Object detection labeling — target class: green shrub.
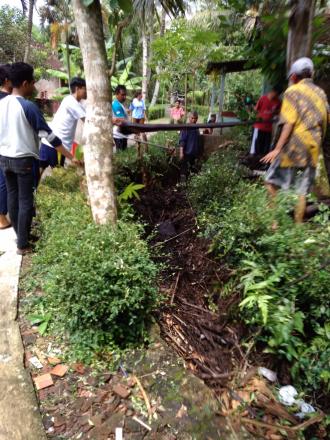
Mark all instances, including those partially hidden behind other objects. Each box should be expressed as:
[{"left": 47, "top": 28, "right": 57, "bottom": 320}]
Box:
[
  {"left": 188, "top": 146, "right": 330, "bottom": 396},
  {"left": 114, "top": 141, "right": 179, "bottom": 193},
  {"left": 148, "top": 104, "right": 166, "bottom": 120},
  {"left": 26, "top": 168, "right": 159, "bottom": 361},
  {"left": 187, "top": 90, "right": 206, "bottom": 105},
  {"left": 188, "top": 146, "right": 248, "bottom": 212}
]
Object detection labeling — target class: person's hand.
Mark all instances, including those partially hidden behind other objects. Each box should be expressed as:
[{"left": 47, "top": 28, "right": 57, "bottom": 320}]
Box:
[
  {"left": 72, "top": 158, "right": 84, "bottom": 167},
  {"left": 179, "top": 148, "right": 184, "bottom": 160},
  {"left": 112, "top": 117, "right": 124, "bottom": 126},
  {"left": 260, "top": 149, "right": 280, "bottom": 164}
]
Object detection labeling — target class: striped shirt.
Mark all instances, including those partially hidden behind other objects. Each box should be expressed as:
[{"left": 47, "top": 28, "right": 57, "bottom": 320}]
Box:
[{"left": 279, "top": 79, "right": 329, "bottom": 168}]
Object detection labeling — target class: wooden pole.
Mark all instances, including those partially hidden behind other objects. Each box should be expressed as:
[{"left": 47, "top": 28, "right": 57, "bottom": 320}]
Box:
[{"left": 184, "top": 72, "right": 188, "bottom": 118}]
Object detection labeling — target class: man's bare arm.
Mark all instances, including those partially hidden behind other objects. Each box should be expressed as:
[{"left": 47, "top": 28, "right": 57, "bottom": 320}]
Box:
[{"left": 261, "top": 123, "right": 294, "bottom": 164}]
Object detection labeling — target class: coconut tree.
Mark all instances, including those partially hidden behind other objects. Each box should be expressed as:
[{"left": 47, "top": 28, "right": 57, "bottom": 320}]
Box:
[
  {"left": 132, "top": 0, "right": 185, "bottom": 100},
  {"left": 23, "top": 0, "right": 35, "bottom": 62}
]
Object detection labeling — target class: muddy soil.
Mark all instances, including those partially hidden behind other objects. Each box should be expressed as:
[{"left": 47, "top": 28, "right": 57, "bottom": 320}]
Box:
[{"left": 134, "top": 171, "right": 247, "bottom": 393}]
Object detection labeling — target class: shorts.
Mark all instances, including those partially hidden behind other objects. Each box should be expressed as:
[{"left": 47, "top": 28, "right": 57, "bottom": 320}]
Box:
[
  {"left": 39, "top": 143, "right": 66, "bottom": 169},
  {"left": 114, "top": 138, "right": 127, "bottom": 151},
  {"left": 265, "top": 158, "right": 316, "bottom": 196},
  {"left": 132, "top": 118, "right": 145, "bottom": 124},
  {"left": 39, "top": 143, "right": 58, "bottom": 168}
]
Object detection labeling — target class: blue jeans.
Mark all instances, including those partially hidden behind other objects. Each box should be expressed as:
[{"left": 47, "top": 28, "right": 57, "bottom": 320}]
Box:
[
  {"left": 0, "top": 167, "right": 7, "bottom": 215},
  {"left": 0, "top": 156, "right": 34, "bottom": 248}
]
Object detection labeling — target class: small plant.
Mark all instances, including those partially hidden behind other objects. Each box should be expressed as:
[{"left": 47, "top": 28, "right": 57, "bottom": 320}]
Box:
[
  {"left": 28, "top": 311, "right": 52, "bottom": 336},
  {"left": 118, "top": 182, "right": 145, "bottom": 203}
]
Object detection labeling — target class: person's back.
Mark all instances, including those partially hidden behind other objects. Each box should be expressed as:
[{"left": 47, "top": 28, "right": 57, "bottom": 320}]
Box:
[
  {"left": 40, "top": 77, "right": 86, "bottom": 169},
  {"left": 262, "top": 57, "right": 330, "bottom": 224},
  {"left": 0, "top": 95, "right": 39, "bottom": 158},
  {"left": 279, "top": 79, "right": 328, "bottom": 168},
  {"left": 51, "top": 94, "right": 85, "bottom": 150}
]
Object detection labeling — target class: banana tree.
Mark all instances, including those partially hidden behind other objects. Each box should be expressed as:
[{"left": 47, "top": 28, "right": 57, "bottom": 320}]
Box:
[{"left": 111, "top": 59, "right": 142, "bottom": 90}]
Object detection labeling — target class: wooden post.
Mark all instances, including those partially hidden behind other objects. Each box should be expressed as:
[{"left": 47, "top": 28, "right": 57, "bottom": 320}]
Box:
[
  {"left": 184, "top": 72, "right": 188, "bottom": 118},
  {"left": 218, "top": 70, "right": 226, "bottom": 133},
  {"left": 210, "top": 81, "right": 216, "bottom": 114}
]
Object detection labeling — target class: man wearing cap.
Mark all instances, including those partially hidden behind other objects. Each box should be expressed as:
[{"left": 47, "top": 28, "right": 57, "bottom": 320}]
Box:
[{"left": 262, "top": 57, "right": 330, "bottom": 223}]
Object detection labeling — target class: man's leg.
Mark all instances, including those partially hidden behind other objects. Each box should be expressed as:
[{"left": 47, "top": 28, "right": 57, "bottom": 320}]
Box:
[
  {"left": 16, "top": 171, "right": 34, "bottom": 250},
  {"left": 0, "top": 167, "right": 10, "bottom": 228},
  {"left": 180, "top": 155, "right": 189, "bottom": 182},
  {"left": 5, "top": 170, "right": 19, "bottom": 235},
  {"left": 265, "top": 182, "right": 279, "bottom": 230},
  {"left": 294, "top": 195, "right": 306, "bottom": 223}
]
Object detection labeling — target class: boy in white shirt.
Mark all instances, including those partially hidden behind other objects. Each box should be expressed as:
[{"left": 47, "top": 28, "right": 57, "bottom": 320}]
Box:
[{"left": 39, "top": 77, "right": 86, "bottom": 170}]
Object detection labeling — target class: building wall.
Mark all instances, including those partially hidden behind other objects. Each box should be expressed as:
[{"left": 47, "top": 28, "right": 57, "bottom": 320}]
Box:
[{"left": 35, "top": 77, "right": 61, "bottom": 100}]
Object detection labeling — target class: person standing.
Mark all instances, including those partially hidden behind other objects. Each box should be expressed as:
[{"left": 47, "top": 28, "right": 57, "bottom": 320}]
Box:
[
  {"left": 179, "top": 111, "right": 202, "bottom": 180},
  {"left": 262, "top": 57, "right": 330, "bottom": 223},
  {"left": 170, "top": 99, "right": 185, "bottom": 124},
  {"left": 250, "top": 87, "right": 281, "bottom": 157},
  {"left": 112, "top": 85, "right": 129, "bottom": 151},
  {"left": 0, "top": 64, "right": 12, "bottom": 229},
  {"left": 39, "top": 77, "right": 86, "bottom": 171},
  {"left": 0, "top": 62, "right": 79, "bottom": 254},
  {"left": 130, "top": 89, "right": 148, "bottom": 148}
]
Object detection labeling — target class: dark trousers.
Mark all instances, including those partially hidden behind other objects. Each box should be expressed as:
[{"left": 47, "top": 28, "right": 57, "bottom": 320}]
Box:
[
  {"left": 255, "top": 130, "right": 272, "bottom": 156},
  {"left": 0, "top": 167, "right": 7, "bottom": 215},
  {"left": 180, "top": 154, "right": 198, "bottom": 177},
  {"left": 114, "top": 138, "right": 128, "bottom": 151},
  {"left": 0, "top": 156, "right": 34, "bottom": 248}
]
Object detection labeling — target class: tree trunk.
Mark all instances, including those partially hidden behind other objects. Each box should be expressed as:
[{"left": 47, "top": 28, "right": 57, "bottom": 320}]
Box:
[
  {"left": 286, "top": 0, "right": 316, "bottom": 71},
  {"left": 150, "top": 9, "right": 166, "bottom": 106},
  {"left": 64, "top": 17, "right": 71, "bottom": 85},
  {"left": 142, "top": 29, "right": 149, "bottom": 101},
  {"left": 72, "top": 0, "right": 117, "bottom": 225},
  {"left": 24, "top": 0, "right": 34, "bottom": 62}
]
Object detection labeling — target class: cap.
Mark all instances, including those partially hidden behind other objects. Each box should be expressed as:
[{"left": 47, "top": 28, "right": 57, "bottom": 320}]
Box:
[{"left": 288, "top": 57, "right": 314, "bottom": 78}]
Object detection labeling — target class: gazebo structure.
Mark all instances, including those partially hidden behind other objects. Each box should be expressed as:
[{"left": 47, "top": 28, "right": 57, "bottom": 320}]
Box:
[{"left": 205, "top": 59, "right": 259, "bottom": 120}]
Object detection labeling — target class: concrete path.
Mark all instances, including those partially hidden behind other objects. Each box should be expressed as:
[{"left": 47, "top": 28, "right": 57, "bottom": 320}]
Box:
[{"left": 0, "top": 227, "right": 46, "bottom": 440}]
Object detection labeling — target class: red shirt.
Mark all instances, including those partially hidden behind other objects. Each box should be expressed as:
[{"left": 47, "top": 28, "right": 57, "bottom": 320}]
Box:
[{"left": 254, "top": 95, "right": 281, "bottom": 132}]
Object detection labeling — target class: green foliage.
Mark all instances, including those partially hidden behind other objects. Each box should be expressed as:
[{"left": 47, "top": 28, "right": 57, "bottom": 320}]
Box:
[
  {"left": 0, "top": 6, "right": 52, "bottom": 77},
  {"left": 111, "top": 59, "right": 142, "bottom": 91},
  {"left": 24, "top": 168, "right": 159, "bottom": 362},
  {"left": 28, "top": 311, "right": 52, "bottom": 336},
  {"left": 0, "top": 5, "right": 27, "bottom": 62},
  {"left": 188, "top": 141, "right": 330, "bottom": 395},
  {"left": 148, "top": 104, "right": 166, "bottom": 120},
  {"left": 118, "top": 182, "right": 145, "bottom": 202},
  {"left": 114, "top": 143, "right": 175, "bottom": 192}
]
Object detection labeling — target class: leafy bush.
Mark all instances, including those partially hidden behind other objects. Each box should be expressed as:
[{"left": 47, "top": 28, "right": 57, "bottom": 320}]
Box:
[
  {"left": 114, "top": 139, "right": 179, "bottom": 192},
  {"left": 25, "top": 168, "right": 159, "bottom": 361},
  {"left": 148, "top": 104, "right": 166, "bottom": 120},
  {"left": 188, "top": 147, "right": 330, "bottom": 396},
  {"left": 187, "top": 90, "right": 206, "bottom": 105},
  {"left": 188, "top": 146, "right": 248, "bottom": 212}
]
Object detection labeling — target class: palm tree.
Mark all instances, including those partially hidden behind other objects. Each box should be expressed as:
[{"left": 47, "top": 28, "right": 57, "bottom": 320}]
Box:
[
  {"left": 132, "top": 0, "right": 185, "bottom": 100},
  {"left": 23, "top": 0, "right": 35, "bottom": 62},
  {"left": 20, "top": 0, "right": 28, "bottom": 16}
]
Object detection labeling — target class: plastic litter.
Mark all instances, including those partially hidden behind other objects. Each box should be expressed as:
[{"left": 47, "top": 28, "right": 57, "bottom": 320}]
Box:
[
  {"left": 29, "top": 356, "right": 43, "bottom": 369},
  {"left": 300, "top": 402, "right": 316, "bottom": 413},
  {"left": 278, "top": 385, "right": 298, "bottom": 406},
  {"left": 295, "top": 401, "right": 316, "bottom": 419},
  {"left": 258, "top": 367, "right": 277, "bottom": 382}
]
